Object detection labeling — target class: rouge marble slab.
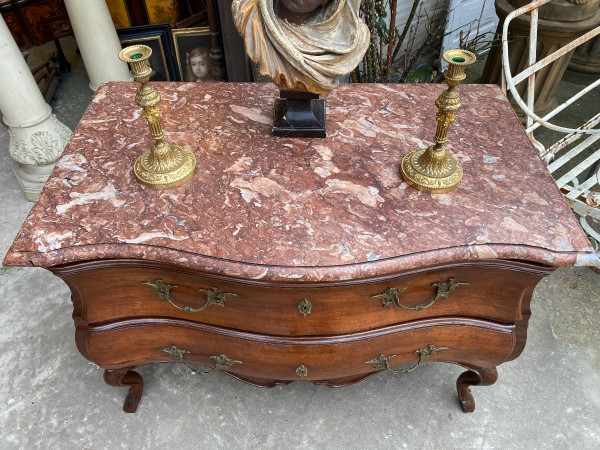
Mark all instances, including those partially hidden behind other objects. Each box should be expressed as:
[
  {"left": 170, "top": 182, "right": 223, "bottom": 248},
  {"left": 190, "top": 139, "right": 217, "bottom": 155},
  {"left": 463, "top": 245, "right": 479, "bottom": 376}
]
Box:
[{"left": 3, "top": 82, "right": 597, "bottom": 281}]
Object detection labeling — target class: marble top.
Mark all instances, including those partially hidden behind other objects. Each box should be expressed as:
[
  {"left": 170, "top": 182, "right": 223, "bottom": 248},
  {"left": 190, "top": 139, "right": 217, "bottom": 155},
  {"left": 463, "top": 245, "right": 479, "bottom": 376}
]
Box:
[{"left": 3, "top": 82, "right": 597, "bottom": 281}]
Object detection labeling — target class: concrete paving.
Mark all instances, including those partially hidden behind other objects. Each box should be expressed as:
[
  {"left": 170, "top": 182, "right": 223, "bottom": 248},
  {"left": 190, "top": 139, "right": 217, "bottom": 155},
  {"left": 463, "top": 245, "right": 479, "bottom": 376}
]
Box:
[{"left": 0, "top": 44, "right": 599, "bottom": 449}]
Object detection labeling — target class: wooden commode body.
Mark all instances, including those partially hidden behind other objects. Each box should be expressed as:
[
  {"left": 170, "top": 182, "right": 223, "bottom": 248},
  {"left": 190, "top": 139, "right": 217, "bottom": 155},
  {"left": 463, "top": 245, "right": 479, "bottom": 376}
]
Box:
[{"left": 4, "top": 83, "right": 596, "bottom": 413}]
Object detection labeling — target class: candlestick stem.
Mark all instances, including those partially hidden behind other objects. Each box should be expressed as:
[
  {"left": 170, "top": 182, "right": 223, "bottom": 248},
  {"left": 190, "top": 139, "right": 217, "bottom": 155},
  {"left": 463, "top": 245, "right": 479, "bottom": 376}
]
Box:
[
  {"left": 119, "top": 45, "right": 196, "bottom": 190},
  {"left": 400, "top": 49, "right": 476, "bottom": 194}
]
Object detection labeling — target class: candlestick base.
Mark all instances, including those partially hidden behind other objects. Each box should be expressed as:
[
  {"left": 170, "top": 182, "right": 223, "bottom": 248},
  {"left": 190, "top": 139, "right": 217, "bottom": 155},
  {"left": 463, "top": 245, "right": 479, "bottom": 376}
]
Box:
[
  {"left": 400, "top": 145, "right": 463, "bottom": 194},
  {"left": 400, "top": 48, "right": 474, "bottom": 194},
  {"left": 119, "top": 45, "right": 197, "bottom": 190},
  {"left": 134, "top": 140, "right": 197, "bottom": 190}
]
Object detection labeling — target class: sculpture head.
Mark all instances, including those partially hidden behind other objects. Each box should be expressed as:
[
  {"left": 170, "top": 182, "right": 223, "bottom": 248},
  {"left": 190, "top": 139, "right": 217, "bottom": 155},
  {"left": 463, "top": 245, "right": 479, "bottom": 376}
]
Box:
[
  {"left": 278, "top": 0, "right": 332, "bottom": 24},
  {"left": 232, "top": 0, "right": 369, "bottom": 94}
]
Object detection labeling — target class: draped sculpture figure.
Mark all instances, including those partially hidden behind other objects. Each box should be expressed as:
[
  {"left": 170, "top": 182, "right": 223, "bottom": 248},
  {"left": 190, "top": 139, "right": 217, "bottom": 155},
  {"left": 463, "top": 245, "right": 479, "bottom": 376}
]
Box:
[{"left": 231, "top": 0, "right": 370, "bottom": 94}]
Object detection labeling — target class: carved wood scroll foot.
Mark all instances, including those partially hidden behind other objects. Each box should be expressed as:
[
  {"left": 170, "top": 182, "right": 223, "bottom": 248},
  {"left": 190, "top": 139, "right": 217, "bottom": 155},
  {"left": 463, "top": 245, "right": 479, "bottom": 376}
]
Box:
[
  {"left": 456, "top": 367, "right": 498, "bottom": 413},
  {"left": 103, "top": 369, "right": 144, "bottom": 413}
]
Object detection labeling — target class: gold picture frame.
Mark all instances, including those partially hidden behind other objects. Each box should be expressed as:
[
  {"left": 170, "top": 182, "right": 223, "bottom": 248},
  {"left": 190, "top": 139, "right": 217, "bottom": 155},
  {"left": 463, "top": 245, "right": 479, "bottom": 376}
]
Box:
[
  {"left": 117, "top": 24, "right": 177, "bottom": 81},
  {"left": 172, "top": 27, "right": 211, "bottom": 82}
]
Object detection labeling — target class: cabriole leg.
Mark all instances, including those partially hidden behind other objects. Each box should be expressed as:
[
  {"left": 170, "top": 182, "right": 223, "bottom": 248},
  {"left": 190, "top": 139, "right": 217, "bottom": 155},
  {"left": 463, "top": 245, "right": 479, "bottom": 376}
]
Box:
[
  {"left": 456, "top": 367, "right": 498, "bottom": 413},
  {"left": 103, "top": 368, "right": 143, "bottom": 413}
]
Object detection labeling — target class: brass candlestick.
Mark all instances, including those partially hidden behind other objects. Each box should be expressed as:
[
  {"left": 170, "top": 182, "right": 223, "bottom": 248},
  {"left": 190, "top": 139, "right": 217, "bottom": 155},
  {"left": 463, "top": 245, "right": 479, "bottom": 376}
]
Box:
[
  {"left": 400, "top": 49, "right": 476, "bottom": 194},
  {"left": 119, "top": 45, "right": 196, "bottom": 190}
]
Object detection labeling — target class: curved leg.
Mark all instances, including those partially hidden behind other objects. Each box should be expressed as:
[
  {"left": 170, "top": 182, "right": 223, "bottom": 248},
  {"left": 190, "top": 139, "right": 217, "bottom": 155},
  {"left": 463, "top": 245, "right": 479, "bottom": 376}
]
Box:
[
  {"left": 456, "top": 367, "right": 498, "bottom": 413},
  {"left": 104, "top": 369, "right": 143, "bottom": 413}
]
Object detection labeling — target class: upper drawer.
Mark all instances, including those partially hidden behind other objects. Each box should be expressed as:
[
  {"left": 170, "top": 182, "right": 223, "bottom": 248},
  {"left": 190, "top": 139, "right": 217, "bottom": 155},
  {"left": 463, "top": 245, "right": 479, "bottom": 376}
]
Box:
[{"left": 58, "top": 259, "right": 550, "bottom": 336}]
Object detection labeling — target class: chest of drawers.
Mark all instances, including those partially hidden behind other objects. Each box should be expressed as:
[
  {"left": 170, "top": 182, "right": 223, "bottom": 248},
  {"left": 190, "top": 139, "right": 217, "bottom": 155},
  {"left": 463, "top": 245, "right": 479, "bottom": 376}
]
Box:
[{"left": 4, "top": 82, "right": 597, "bottom": 413}]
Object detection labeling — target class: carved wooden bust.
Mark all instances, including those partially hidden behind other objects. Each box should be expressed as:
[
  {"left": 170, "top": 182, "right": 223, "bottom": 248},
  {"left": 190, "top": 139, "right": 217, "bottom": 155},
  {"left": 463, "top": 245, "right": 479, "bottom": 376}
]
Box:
[
  {"left": 277, "top": 0, "right": 332, "bottom": 24},
  {"left": 232, "top": 0, "right": 370, "bottom": 94}
]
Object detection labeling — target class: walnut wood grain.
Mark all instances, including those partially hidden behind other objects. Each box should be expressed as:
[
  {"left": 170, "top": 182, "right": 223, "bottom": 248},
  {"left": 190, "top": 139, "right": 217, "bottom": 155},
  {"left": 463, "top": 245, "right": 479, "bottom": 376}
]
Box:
[
  {"left": 52, "top": 258, "right": 552, "bottom": 336},
  {"left": 103, "top": 368, "right": 143, "bottom": 413},
  {"left": 53, "top": 257, "right": 550, "bottom": 411},
  {"left": 456, "top": 367, "right": 499, "bottom": 413},
  {"left": 225, "top": 372, "right": 379, "bottom": 388},
  {"left": 507, "top": 282, "right": 537, "bottom": 362},
  {"left": 83, "top": 317, "right": 514, "bottom": 381}
]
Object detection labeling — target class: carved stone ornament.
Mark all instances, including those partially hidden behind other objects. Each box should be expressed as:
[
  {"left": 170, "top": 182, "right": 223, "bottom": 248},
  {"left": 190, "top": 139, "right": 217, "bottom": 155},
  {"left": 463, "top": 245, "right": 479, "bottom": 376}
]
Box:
[
  {"left": 8, "top": 115, "right": 72, "bottom": 166},
  {"left": 510, "top": 0, "right": 600, "bottom": 21},
  {"left": 231, "top": 0, "right": 370, "bottom": 94}
]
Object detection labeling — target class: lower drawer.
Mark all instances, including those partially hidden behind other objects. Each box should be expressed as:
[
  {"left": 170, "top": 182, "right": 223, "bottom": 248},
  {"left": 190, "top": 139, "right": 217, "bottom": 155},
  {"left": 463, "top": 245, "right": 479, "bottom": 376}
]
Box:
[{"left": 84, "top": 317, "right": 515, "bottom": 381}]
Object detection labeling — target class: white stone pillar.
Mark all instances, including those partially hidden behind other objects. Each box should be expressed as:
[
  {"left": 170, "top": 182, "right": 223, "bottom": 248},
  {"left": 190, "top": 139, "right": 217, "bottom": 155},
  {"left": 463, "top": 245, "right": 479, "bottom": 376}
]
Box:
[
  {"left": 64, "top": 0, "right": 131, "bottom": 91},
  {"left": 0, "top": 16, "right": 72, "bottom": 201}
]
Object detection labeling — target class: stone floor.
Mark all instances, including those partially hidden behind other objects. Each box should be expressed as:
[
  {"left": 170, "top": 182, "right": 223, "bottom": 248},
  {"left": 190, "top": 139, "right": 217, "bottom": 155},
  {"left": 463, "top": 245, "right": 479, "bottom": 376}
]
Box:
[{"left": 0, "top": 39, "right": 599, "bottom": 449}]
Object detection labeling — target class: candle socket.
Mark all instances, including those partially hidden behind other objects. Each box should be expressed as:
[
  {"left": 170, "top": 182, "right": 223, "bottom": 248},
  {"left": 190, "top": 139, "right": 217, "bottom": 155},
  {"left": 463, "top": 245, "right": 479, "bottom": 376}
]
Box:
[
  {"left": 400, "top": 49, "right": 476, "bottom": 194},
  {"left": 119, "top": 45, "right": 196, "bottom": 190}
]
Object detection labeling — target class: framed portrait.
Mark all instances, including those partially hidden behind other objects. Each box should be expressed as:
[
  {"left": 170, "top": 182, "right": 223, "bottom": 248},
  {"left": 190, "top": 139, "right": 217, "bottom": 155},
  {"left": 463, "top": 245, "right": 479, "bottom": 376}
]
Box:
[
  {"left": 117, "top": 23, "right": 178, "bottom": 81},
  {"left": 172, "top": 27, "right": 215, "bottom": 82},
  {"left": 107, "top": 0, "right": 183, "bottom": 29}
]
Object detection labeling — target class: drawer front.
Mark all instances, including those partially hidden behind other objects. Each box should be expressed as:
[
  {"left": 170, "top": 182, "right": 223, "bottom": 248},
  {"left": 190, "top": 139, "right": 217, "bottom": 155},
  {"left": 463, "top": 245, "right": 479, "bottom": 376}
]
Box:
[
  {"left": 86, "top": 318, "right": 515, "bottom": 381},
  {"left": 59, "top": 260, "right": 548, "bottom": 336}
]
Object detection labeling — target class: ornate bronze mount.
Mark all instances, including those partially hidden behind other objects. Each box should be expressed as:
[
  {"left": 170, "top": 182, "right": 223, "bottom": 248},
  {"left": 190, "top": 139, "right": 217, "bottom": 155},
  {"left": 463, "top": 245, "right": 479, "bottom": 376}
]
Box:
[
  {"left": 141, "top": 279, "right": 238, "bottom": 313},
  {"left": 400, "top": 49, "right": 476, "bottom": 193},
  {"left": 371, "top": 278, "right": 469, "bottom": 311},
  {"left": 295, "top": 364, "right": 309, "bottom": 378},
  {"left": 158, "top": 346, "right": 243, "bottom": 375},
  {"left": 365, "top": 344, "right": 449, "bottom": 374},
  {"left": 434, "top": 277, "right": 470, "bottom": 300},
  {"left": 118, "top": 45, "right": 197, "bottom": 190},
  {"left": 297, "top": 299, "right": 312, "bottom": 317}
]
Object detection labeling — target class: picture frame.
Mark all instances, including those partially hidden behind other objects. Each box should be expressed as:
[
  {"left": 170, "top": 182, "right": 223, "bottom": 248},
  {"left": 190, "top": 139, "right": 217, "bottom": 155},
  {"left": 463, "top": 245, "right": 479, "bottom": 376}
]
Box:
[
  {"left": 172, "top": 27, "right": 216, "bottom": 82},
  {"left": 117, "top": 23, "right": 178, "bottom": 81}
]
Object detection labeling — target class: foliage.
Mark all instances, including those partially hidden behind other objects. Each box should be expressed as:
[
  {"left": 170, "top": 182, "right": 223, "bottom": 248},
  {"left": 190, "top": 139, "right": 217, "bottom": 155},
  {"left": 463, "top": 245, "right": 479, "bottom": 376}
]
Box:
[
  {"left": 351, "top": 0, "right": 514, "bottom": 84},
  {"left": 352, "top": 0, "right": 447, "bottom": 83},
  {"left": 456, "top": 1, "right": 504, "bottom": 55}
]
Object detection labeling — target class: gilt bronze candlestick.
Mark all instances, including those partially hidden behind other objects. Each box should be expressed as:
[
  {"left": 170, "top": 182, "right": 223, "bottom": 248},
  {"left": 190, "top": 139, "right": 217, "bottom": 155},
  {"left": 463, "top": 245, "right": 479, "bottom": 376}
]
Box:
[
  {"left": 119, "top": 45, "right": 196, "bottom": 190},
  {"left": 400, "top": 49, "right": 476, "bottom": 193}
]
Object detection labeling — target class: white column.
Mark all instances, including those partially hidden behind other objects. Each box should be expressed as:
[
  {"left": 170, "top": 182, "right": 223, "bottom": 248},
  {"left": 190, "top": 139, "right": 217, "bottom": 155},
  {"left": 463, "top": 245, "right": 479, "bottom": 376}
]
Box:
[
  {"left": 64, "top": 0, "right": 131, "bottom": 91},
  {"left": 0, "top": 16, "right": 72, "bottom": 201}
]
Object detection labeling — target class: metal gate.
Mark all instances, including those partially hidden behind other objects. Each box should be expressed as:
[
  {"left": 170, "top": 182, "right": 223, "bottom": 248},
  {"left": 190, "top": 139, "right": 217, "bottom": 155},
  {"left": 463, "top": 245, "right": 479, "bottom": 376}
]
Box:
[{"left": 501, "top": 0, "right": 600, "bottom": 255}]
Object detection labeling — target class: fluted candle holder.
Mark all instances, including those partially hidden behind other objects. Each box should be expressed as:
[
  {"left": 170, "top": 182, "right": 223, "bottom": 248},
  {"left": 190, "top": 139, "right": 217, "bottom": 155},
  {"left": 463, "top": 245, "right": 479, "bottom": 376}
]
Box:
[
  {"left": 119, "top": 45, "right": 196, "bottom": 190},
  {"left": 400, "top": 49, "right": 476, "bottom": 194}
]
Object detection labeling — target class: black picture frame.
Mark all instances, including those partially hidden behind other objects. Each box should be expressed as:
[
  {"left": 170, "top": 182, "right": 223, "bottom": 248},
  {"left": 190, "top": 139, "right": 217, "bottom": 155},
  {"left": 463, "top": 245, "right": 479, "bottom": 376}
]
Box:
[
  {"left": 117, "top": 23, "right": 178, "bottom": 81},
  {"left": 172, "top": 27, "right": 213, "bottom": 82}
]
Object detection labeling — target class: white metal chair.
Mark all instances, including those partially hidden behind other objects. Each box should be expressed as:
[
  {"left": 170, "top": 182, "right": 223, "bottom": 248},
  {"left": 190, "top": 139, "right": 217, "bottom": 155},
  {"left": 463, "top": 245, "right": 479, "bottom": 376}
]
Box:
[{"left": 501, "top": 0, "right": 600, "bottom": 255}]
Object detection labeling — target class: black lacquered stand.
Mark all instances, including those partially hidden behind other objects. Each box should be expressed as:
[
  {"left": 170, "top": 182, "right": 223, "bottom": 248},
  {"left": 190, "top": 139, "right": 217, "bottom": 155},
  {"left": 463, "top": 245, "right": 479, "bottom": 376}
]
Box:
[{"left": 273, "top": 90, "right": 326, "bottom": 138}]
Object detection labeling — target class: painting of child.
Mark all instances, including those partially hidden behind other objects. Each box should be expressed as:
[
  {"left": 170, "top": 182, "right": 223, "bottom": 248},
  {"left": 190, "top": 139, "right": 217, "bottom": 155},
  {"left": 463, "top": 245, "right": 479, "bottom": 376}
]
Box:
[
  {"left": 173, "top": 27, "right": 225, "bottom": 81},
  {"left": 185, "top": 47, "right": 212, "bottom": 82}
]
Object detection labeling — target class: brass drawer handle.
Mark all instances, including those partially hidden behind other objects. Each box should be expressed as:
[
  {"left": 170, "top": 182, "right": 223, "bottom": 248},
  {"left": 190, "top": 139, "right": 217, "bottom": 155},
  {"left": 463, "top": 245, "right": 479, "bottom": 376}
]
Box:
[
  {"left": 433, "top": 278, "right": 470, "bottom": 300},
  {"left": 142, "top": 279, "right": 237, "bottom": 313},
  {"left": 158, "top": 346, "right": 242, "bottom": 375},
  {"left": 365, "top": 344, "right": 449, "bottom": 374},
  {"left": 371, "top": 277, "right": 469, "bottom": 311}
]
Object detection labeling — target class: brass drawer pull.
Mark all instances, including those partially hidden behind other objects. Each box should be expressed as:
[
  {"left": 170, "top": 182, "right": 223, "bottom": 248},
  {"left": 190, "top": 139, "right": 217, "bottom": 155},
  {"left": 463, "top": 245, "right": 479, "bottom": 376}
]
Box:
[
  {"left": 158, "top": 346, "right": 242, "bottom": 375},
  {"left": 142, "top": 279, "right": 237, "bottom": 313},
  {"left": 433, "top": 278, "right": 470, "bottom": 300},
  {"left": 365, "top": 344, "right": 449, "bottom": 374},
  {"left": 371, "top": 277, "right": 469, "bottom": 311}
]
